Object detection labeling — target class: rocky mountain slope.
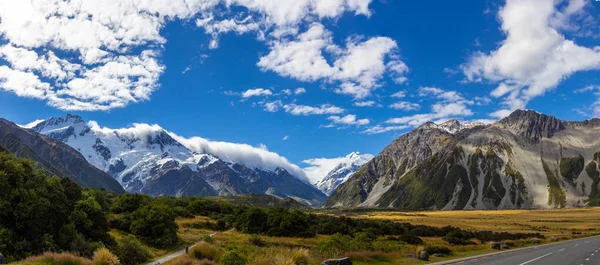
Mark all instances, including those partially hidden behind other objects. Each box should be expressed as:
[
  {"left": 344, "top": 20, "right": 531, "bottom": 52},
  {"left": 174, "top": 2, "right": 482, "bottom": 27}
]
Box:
[
  {"left": 0, "top": 118, "right": 125, "bottom": 193},
  {"left": 326, "top": 110, "right": 600, "bottom": 209},
  {"left": 315, "top": 152, "right": 373, "bottom": 195},
  {"left": 30, "top": 115, "right": 326, "bottom": 204}
]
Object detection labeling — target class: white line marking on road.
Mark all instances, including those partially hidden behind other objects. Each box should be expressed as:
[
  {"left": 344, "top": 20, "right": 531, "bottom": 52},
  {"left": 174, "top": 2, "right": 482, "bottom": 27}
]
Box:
[
  {"left": 592, "top": 253, "right": 595, "bottom": 256},
  {"left": 576, "top": 244, "right": 580, "bottom": 246},
  {"left": 518, "top": 253, "right": 553, "bottom": 265},
  {"left": 558, "top": 248, "right": 565, "bottom": 252},
  {"left": 586, "top": 258, "right": 590, "bottom": 261}
]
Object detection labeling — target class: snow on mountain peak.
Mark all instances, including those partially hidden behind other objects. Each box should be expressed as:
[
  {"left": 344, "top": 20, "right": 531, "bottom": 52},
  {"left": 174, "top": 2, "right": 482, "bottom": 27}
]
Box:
[{"left": 306, "top": 152, "right": 374, "bottom": 195}]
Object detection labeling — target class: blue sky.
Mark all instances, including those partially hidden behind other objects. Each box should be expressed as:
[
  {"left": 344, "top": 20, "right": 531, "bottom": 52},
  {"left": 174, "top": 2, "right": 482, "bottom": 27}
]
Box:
[{"left": 0, "top": 0, "right": 599, "bottom": 179}]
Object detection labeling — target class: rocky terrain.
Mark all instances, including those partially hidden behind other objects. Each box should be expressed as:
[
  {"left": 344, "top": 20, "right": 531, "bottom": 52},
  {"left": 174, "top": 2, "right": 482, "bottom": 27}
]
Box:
[
  {"left": 326, "top": 110, "right": 600, "bottom": 209},
  {"left": 315, "top": 152, "right": 373, "bottom": 195}
]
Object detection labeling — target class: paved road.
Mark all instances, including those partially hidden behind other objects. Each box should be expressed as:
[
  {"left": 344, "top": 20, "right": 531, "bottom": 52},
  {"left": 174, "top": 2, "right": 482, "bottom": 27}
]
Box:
[
  {"left": 430, "top": 235, "right": 600, "bottom": 265},
  {"left": 145, "top": 229, "right": 234, "bottom": 265}
]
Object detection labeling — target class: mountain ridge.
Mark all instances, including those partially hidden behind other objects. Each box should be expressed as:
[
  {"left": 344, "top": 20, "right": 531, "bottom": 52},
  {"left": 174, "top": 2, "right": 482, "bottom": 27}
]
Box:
[
  {"left": 0, "top": 118, "right": 125, "bottom": 193},
  {"left": 29, "top": 114, "right": 326, "bottom": 204},
  {"left": 326, "top": 110, "right": 600, "bottom": 210}
]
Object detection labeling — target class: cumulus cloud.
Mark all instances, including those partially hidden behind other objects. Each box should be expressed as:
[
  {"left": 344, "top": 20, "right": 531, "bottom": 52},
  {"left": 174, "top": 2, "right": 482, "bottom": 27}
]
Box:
[
  {"left": 167, "top": 132, "right": 309, "bottom": 182},
  {"left": 302, "top": 152, "right": 374, "bottom": 183},
  {"left": 389, "top": 101, "right": 420, "bottom": 111},
  {"left": 242, "top": 88, "right": 273, "bottom": 98},
  {"left": 295, "top": 87, "right": 307, "bottom": 95},
  {"left": 282, "top": 135, "right": 289, "bottom": 140},
  {"left": 327, "top": 114, "right": 369, "bottom": 126},
  {"left": 354, "top": 100, "right": 376, "bottom": 107},
  {"left": 391, "top": 91, "right": 406, "bottom": 98},
  {"left": 283, "top": 103, "right": 345, "bottom": 116},
  {"left": 461, "top": 0, "right": 600, "bottom": 118},
  {"left": 362, "top": 87, "right": 476, "bottom": 134},
  {"left": 362, "top": 124, "right": 409, "bottom": 134},
  {"left": 258, "top": 23, "right": 408, "bottom": 99},
  {"left": 0, "top": 0, "right": 377, "bottom": 111},
  {"left": 263, "top": 100, "right": 283, "bottom": 112}
]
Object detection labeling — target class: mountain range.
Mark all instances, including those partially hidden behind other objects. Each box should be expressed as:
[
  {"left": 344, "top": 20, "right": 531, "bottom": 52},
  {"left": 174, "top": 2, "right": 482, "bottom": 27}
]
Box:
[
  {"left": 28, "top": 115, "right": 327, "bottom": 205},
  {"left": 326, "top": 110, "right": 600, "bottom": 209},
  {"left": 0, "top": 118, "right": 124, "bottom": 193}
]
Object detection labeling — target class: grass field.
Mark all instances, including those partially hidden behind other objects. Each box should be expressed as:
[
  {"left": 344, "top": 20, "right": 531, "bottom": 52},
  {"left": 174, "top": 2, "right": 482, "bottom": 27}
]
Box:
[
  {"left": 165, "top": 207, "right": 600, "bottom": 265},
  {"left": 348, "top": 207, "right": 600, "bottom": 238}
]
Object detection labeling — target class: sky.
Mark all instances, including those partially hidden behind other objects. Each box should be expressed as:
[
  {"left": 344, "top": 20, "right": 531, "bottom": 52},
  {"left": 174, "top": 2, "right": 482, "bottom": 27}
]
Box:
[{"left": 1, "top": 0, "right": 600, "bottom": 183}]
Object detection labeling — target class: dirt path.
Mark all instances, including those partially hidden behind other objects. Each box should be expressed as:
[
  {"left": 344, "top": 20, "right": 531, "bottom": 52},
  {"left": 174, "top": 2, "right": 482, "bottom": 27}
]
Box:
[{"left": 145, "top": 228, "right": 234, "bottom": 265}]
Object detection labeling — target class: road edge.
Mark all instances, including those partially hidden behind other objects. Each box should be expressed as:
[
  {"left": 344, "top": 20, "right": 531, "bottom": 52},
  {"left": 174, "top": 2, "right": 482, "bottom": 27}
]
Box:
[{"left": 426, "top": 234, "right": 600, "bottom": 265}]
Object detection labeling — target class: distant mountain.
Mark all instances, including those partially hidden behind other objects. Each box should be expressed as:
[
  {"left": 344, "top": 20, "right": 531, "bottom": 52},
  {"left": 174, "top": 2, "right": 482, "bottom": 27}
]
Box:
[
  {"left": 31, "top": 115, "right": 326, "bottom": 205},
  {"left": 326, "top": 110, "right": 600, "bottom": 210},
  {"left": 315, "top": 152, "right": 373, "bottom": 195},
  {"left": 0, "top": 118, "right": 124, "bottom": 193}
]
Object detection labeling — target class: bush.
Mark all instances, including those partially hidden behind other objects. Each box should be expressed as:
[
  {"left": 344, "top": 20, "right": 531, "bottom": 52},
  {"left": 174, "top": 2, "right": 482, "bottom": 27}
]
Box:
[
  {"left": 201, "top": 234, "right": 214, "bottom": 244},
  {"left": 248, "top": 235, "right": 265, "bottom": 246},
  {"left": 129, "top": 202, "right": 179, "bottom": 248},
  {"left": 20, "top": 252, "right": 92, "bottom": 265},
  {"left": 92, "top": 248, "right": 120, "bottom": 265},
  {"left": 189, "top": 242, "right": 220, "bottom": 261},
  {"left": 317, "top": 233, "right": 355, "bottom": 256},
  {"left": 442, "top": 230, "right": 476, "bottom": 245},
  {"left": 398, "top": 234, "right": 424, "bottom": 245},
  {"left": 424, "top": 246, "right": 452, "bottom": 255},
  {"left": 115, "top": 235, "right": 151, "bottom": 265},
  {"left": 290, "top": 248, "right": 310, "bottom": 265},
  {"left": 219, "top": 250, "right": 247, "bottom": 265}
]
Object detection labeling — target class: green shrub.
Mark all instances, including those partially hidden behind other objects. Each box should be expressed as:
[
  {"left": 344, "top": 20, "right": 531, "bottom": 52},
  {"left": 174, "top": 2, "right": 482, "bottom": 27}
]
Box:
[
  {"left": 248, "top": 235, "right": 265, "bottom": 246},
  {"left": 317, "top": 233, "right": 355, "bottom": 256},
  {"left": 442, "top": 230, "right": 476, "bottom": 245},
  {"left": 398, "top": 234, "right": 424, "bottom": 245},
  {"left": 115, "top": 235, "right": 151, "bottom": 265},
  {"left": 424, "top": 246, "right": 452, "bottom": 255},
  {"left": 201, "top": 234, "right": 214, "bottom": 244},
  {"left": 189, "top": 242, "right": 220, "bottom": 261},
  {"left": 129, "top": 202, "right": 179, "bottom": 248},
  {"left": 219, "top": 250, "right": 247, "bottom": 265}
]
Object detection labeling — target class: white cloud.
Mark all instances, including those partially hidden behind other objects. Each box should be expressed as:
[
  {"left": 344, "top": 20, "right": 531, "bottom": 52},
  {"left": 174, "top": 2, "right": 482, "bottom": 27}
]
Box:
[
  {"left": 168, "top": 131, "right": 309, "bottom": 182},
  {"left": 283, "top": 103, "right": 344, "bottom": 116},
  {"left": 0, "top": 0, "right": 376, "bottom": 111},
  {"left": 391, "top": 91, "right": 406, "bottom": 98},
  {"left": 354, "top": 100, "right": 376, "bottom": 107},
  {"left": 258, "top": 23, "right": 408, "bottom": 99},
  {"left": 294, "top": 87, "right": 306, "bottom": 95},
  {"left": 461, "top": 0, "right": 600, "bottom": 118},
  {"left": 362, "top": 124, "right": 409, "bottom": 134},
  {"left": 263, "top": 100, "right": 283, "bottom": 112},
  {"left": 575, "top": 85, "right": 600, "bottom": 115},
  {"left": 302, "top": 152, "right": 374, "bottom": 183},
  {"left": 281, "top": 89, "right": 292, "bottom": 95},
  {"left": 282, "top": 135, "right": 289, "bottom": 140},
  {"left": 327, "top": 114, "right": 369, "bottom": 126},
  {"left": 384, "top": 87, "right": 475, "bottom": 127},
  {"left": 242, "top": 88, "right": 273, "bottom": 98},
  {"left": 389, "top": 101, "right": 420, "bottom": 111}
]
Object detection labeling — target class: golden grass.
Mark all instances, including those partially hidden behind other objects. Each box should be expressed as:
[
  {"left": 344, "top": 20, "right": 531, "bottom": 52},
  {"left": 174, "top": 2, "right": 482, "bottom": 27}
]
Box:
[{"left": 355, "top": 207, "right": 600, "bottom": 238}]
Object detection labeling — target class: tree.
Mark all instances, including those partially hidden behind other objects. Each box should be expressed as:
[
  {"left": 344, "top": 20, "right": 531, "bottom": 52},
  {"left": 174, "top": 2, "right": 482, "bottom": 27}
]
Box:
[{"left": 130, "top": 202, "right": 179, "bottom": 248}]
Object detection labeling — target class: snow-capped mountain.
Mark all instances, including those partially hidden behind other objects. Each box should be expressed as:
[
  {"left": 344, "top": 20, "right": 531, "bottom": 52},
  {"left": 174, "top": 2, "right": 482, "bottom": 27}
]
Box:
[
  {"left": 31, "top": 115, "right": 326, "bottom": 205},
  {"left": 420, "top": 119, "right": 486, "bottom": 134},
  {"left": 326, "top": 110, "right": 600, "bottom": 209},
  {"left": 315, "top": 152, "right": 374, "bottom": 195}
]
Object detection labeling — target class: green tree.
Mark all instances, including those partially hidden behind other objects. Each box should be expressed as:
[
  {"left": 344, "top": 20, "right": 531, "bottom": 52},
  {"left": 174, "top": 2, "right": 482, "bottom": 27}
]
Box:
[{"left": 130, "top": 202, "right": 179, "bottom": 248}]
